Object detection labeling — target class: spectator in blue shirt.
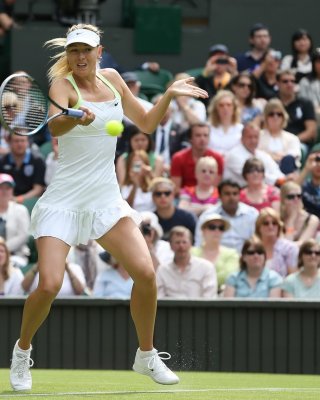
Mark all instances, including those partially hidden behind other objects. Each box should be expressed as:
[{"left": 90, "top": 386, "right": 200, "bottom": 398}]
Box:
[
  {"left": 223, "top": 237, "right": 282, "bottom": 298},
  {"left": 235, "top": 23, "right": 271, "bottom": 73}
]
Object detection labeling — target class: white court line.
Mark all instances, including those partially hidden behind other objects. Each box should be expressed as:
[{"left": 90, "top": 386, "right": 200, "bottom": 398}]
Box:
[{"left": 1, "top": 388, "right": 320, "bottom": 397}]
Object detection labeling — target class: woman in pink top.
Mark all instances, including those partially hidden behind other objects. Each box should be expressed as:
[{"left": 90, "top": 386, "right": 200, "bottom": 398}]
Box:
[
  {"left": 240, "top": 157, "right": 280, "bottom": 212},
  {"left": 178, "top": 156, "right": 219, "bottom": 217}
]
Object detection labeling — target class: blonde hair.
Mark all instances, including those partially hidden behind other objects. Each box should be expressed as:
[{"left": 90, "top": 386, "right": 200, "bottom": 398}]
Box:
[
  {"left": 207, "top": 90, "right": 240, "bottom": 127},
  {"left": 195, "top": 156, "right": 217, "bottom": 174},
  {"left": 148, "top": 177, "right": 175, "bottom": 192},
  {"left": 2, "top": 92, "right": 18, "bottom": 107},
  {"left": 263, "top": 98, "right": 289, "bottom": 129},
  {"left": 280, "top": 181, "right": 302, "bottom": 220},
  {"left": 45, "top": 24, "right": 103, "bottom": 83}
]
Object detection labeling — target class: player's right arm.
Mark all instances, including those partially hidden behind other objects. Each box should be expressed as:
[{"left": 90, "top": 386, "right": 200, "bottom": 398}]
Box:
[{"left": 48, "top": 80, "right": 95, "bottom": 137}]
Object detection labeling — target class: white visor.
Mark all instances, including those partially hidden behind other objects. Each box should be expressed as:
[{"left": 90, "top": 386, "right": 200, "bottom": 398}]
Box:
[{"left": 65, "top": 29, "right": 100, "bottom": 48}]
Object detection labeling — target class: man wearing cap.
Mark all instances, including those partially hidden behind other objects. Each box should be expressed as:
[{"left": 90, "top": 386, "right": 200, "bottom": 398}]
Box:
[
  {"left": 156, "top": 225, "right": 217, "bottom": 299},
  {"left": 195, "top": 44, "right": 237, "bottom": 107},
  {"left": 297, "top": 144, "right": 320, "bottom": 218},
  {"left": 0, "top": 173, "right": 30, "bottom": 267},
  {"left": 235, "top": 23, "right": 271, "bottom": 73},
  {"left": 121, "top": 72, "right": 153, "bottom": 114}
]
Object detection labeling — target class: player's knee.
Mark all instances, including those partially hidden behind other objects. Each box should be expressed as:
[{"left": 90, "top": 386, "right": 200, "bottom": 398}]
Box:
[
  {"left": 133, "top": 258, "right": 156, "bottom": 285},
  {"left": 38, "top": 279, "right": 62, "bottom": 297}
]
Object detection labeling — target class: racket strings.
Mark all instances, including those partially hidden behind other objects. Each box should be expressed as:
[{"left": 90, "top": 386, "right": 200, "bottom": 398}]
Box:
[{"left": 1, "top": 76, "right": 48, "bottom": 135}]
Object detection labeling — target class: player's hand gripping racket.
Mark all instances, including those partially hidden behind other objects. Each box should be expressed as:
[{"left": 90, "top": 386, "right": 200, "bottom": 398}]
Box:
[{"left": 0, "top": 72, "right": 84, "bottom": 136}]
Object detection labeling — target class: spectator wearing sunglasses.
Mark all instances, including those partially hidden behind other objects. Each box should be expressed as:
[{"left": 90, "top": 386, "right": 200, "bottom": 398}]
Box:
[
  {"left": 282, "top": 239, "right": 320, "bottom": 299},
  {"left": 229, "top": 72, "right": 262, "bottom": 126},
  {"left": 277, "top": 70, "right": 316, "bottom": 148},
  {"left": 240, "top": 158, "right": 280, "bottom": 212},
  {"left": 280, "top": 181, "right": 319, "bottom": 245},
  {"left": 192, "top": 213, "right": 239, "bottom": 293},
  {"left": 149, "top": 177, "right": 196, "bottom": 242},
  {"left": 223, "top": 237, "right": 282, "bottom": 298},
  {"left": 255, "top": 208, "right": 298, "bottom": 278},
  {"left": 259, "top": 98, "right": 301, "bottom": 173}
]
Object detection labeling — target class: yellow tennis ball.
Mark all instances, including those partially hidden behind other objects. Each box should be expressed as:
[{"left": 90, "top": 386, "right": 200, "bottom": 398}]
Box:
[{"left": 105, "top": 120, "right": 124, "bottom": 136}]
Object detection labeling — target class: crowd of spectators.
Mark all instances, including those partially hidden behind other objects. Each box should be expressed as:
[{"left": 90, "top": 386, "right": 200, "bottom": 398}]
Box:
[{"left": 0, "top": 22, "right": 320, "bottom": 300}]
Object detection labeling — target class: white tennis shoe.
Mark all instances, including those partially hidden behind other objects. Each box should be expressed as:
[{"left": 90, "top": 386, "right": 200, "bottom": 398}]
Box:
[
  {"left": 10, "top": 340, "right": 34, "bottom": 391},
  {"left": 133, "top": 348, "right": 179, "bottom": 385}
]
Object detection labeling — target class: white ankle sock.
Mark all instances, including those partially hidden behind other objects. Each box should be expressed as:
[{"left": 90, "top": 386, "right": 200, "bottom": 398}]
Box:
[
  {"left": 17, "top": 341, "right": 31, "bottom": 354},
  {"left": 139, "top": 348, "right": 156, "bottom": 357}
]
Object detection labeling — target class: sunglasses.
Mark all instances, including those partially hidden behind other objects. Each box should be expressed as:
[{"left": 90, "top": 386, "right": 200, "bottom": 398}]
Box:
[
  {"left": 280, "top": 79, "right": 295, "bottom": 84},
  {"left": 268, "top": 112, "right": 283, "bottom": 118},
  {"left": 262, "top": 220, "right": 278, "bottom": 226},
  {"left": 205, "top": 224, "right": 225, "bottom": 232},
  {"left": 237, "top": 82, "right": 252, "bottom": 89},
  {"left": 153, "top": 191, "right": 172, "bottom": 197},
  {"left": 286, "top": 193, "right": 302, "bottom": 200},
  {"left": 303, "top": 250, "right": 320, "bottom": 256},
  {"left": 4, "top": 105, "right": 17, "bottom": 110},
  {"left": 246, "top": 249, "right": 265, "bottom": 255},
  {"left": 247, "top": 167, "right": 264, "bottom": 174}
]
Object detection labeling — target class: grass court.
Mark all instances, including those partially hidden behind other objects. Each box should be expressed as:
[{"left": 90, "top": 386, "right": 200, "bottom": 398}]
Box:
[{"left": 0, "top": 370, "right": 320, "bottom": 400}]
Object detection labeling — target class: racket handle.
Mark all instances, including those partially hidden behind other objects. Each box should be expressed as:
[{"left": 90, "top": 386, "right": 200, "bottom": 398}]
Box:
[{"left": 66, "top": 109, "right": 84, "bottom": 118}]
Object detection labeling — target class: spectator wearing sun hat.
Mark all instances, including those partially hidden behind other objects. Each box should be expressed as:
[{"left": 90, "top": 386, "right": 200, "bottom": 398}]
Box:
[
  {"left": 0, "top": 173, "right": 30, "bottom": 268},
  {"left": 195, "top": 44, "right": 238, "bottom": 107},
  {"left": 191, "top": 213, "right": 239, "bottom": 292},
  {"left": 121, "top": 71, "right": 153, "bottom": 115}
]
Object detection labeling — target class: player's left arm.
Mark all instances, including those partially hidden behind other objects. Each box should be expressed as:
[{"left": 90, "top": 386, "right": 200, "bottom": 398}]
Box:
[{"left": 101, "top": 69, "right": 208, "bottom": 134}]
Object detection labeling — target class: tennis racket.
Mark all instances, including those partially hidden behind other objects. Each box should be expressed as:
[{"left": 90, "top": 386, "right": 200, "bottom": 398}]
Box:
[{"left": 0, "top": 72, "right": 84, "bottom": 136}]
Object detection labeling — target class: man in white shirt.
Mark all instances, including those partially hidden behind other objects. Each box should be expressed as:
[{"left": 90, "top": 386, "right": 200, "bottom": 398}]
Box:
[
  {"left": 156, "top": 226, "right": 217, "bottom": 299},
  {"left": 223, "top": 122, "right": 284, "bottom": 187},
  {"left": 195, "top": 180, "right": 259, "bottom": 252}
]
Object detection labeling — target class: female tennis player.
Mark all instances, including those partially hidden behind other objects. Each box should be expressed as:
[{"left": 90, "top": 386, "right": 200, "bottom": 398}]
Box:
[{"left": 9, "top": 24, "right": 208, "bottom": 391}]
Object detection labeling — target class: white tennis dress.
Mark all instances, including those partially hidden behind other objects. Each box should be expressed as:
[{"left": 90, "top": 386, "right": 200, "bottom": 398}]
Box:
[{"left": 30, "top": 72, "right": 141, "bottom": 245}]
